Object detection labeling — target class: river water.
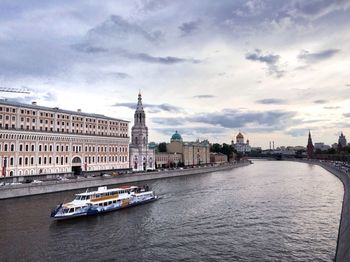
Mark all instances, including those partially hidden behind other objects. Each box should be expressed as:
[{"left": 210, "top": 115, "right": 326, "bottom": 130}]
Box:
[{"left": 0, "top": 160, "right": 343, "bottom": 261}]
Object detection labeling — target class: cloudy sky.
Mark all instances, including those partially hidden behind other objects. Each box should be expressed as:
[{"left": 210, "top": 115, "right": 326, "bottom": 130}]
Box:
[{"left": 1, "top": 0, "right": 350, "bottom": 148}]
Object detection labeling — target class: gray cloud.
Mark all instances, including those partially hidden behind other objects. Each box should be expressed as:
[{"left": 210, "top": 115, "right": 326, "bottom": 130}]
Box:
[
  {"left": 298, "top": 49, "right": 340, "bottom": 63},
  {"left": 290, "top": 0, "right": 350, "bottom": 20},
  {"left": 193, "top": 95, "right": 215, "bottom": 99},
  {"left": 124, "top": 51, "right": 200, "bottom": 64},
  {"left": 314, "top": 99, "right": 328, "bottom": 104},
  {"left": 153, "top": 108, "right": 297, "bottom": 131},
  {"left": 43, "top": 92, "right": 57, "bottom": 102},
  {"left": 285, "top": 128, "right": 309, "bottom": 137},
  {"left": 344, "top": 113, "right": 350, "bottom": 117},
  {"left": 256, "top": 98, "right": 287, "bottom": 104},
  {"left": 113, "top": 102, "right": 182, "bottom": 113},
  {"left": 72, "top": 44, "right": 108, "bottom": 54},
  {"left": 345, "top": 84, "right": 350, "bottom": 87},
  {"left": 87, "top": 15, "right": 162, "bottom": 43},
  {"left": 74, "top": 44, "right": 200, "bottom": 65},
  {"left": 9, "top": 91, "right": 57, "bottom": 104},
  {"left": 111, "top": 72, "right": 130, "bottom": 79},
  {"left": 324, "top": 106, "right": 340, "bottom": 109},
  {"left": 152, "top": 117, "right": 184, "bottom": 126},
  {"left": 155, "top": 126, "right": 226, "bottom": 138},
  {"left": 245, "top": 49, "right": 285, "bottom": 78},
  {"left": 189, "top": 109, "right": 295, "bottom": 129},
  {"left": 179, "top": 20, "right": 201, "bottom": 36}
]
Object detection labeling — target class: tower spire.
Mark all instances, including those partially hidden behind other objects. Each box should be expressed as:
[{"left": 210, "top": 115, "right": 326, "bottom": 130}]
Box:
[{"left": 307, "top": 130, "right": 314, "bottom": 159}]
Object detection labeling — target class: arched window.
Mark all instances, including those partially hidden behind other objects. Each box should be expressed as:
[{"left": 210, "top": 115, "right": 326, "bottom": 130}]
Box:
[
  {"left": 10, "top": 144, "right": 14, "bottom": 151},
  {"left": 19, "top": 157, "right": 23, "bottom": 165},
  {"left": 25, "top": 157, "right": 28, "bottom": 165}
]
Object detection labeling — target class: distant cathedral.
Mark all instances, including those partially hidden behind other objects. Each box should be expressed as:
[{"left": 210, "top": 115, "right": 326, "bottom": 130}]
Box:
[
  {"left": 232, "top": 132, "right": 251, "bottom": 153},
  {"left": 129, "top": 92, "right": 155, "bottom": 171}
]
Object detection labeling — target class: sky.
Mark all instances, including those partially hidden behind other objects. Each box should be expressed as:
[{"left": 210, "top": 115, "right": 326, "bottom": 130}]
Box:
[{"left": 0, "top": 0, "right": 350, "bottom": 148}]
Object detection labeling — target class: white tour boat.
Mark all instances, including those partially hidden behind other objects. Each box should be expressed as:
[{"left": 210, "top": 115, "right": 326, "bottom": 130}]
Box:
[{"left": 50, "top": 185, "right": 158, "bottom": 220}]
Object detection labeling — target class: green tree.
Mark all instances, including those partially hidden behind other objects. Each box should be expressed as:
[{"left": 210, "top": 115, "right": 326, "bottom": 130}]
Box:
[
  {"left": 158, "top": 142, "right": 167, "bottom": 152},
  {"left": 210, "top": 143, "right": 222, "bottom": 153}
]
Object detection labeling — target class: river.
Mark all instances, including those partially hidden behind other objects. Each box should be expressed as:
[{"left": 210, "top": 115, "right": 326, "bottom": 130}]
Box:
[{"left": 0, "top": 160, "right": 343, "bottom": 261}]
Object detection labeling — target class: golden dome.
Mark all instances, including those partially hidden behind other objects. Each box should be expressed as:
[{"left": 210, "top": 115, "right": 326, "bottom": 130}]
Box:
[{"left": 236, "top": 132, "right": 244, "bottom": 139}]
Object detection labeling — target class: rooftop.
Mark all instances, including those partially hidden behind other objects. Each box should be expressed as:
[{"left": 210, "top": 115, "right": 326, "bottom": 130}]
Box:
[{"left": 0, "top": 99, "right": 129, "bottom": 122}]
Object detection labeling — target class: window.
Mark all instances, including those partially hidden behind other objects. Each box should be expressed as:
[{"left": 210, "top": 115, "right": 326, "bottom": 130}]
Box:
[
  {"left": 31, "top": 157, "right": 34, "bottom": 165},
  {"left": 31, "top": 145, "right": 35, "bottom": 151},
  {"left": 25, "top": 157, "right": 28, "bottom": 165},
  {"left": 25, "top": 145, "right": 29, "bottom": 151},
  {"left": 10, "top": 144, "right": 14, "bottom": 151},
  {"left": 19, "top": 157, "right": 22, "bottom": 165},
  {"left": 19, "top": 144, "right": 23, "bottom": 151}
]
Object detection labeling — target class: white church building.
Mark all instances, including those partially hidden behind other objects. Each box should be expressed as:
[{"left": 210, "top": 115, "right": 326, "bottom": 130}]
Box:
[{"left": 129, "top": 93, "right": 155, "bottom": 171}]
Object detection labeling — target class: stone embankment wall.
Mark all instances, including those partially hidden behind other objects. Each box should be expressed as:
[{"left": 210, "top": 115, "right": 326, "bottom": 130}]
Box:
[
  {"left": 294, "top": 159, "right": 350, "bottom": 262},
  {"left": 0, "top": 162, "right": 250, "bottom": 200}
]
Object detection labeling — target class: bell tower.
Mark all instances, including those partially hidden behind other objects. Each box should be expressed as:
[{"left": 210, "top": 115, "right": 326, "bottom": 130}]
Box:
[
  {"left": 131, "top": 92, "right": 148, "bottom": 148},
  {"left": 129, "top": 91, "right": 154, "bottom": 171}
]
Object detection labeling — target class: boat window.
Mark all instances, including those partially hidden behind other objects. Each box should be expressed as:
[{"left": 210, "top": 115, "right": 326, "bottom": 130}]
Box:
[
  {"left": 113, "top": 200, "right": 116, "bottom": 204},
  {"left": 104, "top": 202, "right": 107, "bottom": 206},
  {"left": 69, "top": 208, "right": 74, "bottom": 213},
  {"left": 86, "top": 196, "right": 90, "bottom": 200},
  {"left": 75, "top": 196, "right": 81, "bottom": 200},
  {"left": 96, "top": 194, "right": 100, "bottom": 198},
  {"left": 63, "top": 208, "right": 69, "bottom": 213},
  {"left": 99, "top": 203, "right": 102, "bottom": 206},
  {"left": 108, "top": 201, "right": 112, "bottom": 205}
]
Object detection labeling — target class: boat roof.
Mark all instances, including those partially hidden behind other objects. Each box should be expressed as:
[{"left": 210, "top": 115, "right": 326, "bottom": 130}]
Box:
[{"left": 75, "top": 186, "right": 139, "bottom": 196}]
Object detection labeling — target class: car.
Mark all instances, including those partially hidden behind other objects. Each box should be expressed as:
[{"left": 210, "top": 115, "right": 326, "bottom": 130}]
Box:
[{"left": 32, "top": 180, "right": 43, "bottom": 183}]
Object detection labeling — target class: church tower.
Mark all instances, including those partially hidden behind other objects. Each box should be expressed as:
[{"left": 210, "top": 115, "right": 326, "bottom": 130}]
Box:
[
  {"left": 307, "top": 130, "right": 314, "bottom": 159},
  {"left": 131, "top": 92, "right": 148, "bottom": 148},
  {"left": 129, "top": 92, "right": 155, "bottom": 171}
]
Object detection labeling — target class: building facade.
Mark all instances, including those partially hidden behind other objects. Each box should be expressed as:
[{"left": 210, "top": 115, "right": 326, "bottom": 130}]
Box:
[
  {"left": 0, "top": 100, "right": 129, "bottom": 177},
  {"left": 210, "top": 152, "right": 228, "bottom": 164},
  {"left": 155, "top": 152, "right": 182, "bottom": 168},
  {"left": 156, "top": 131, "right": 210, "bottom": 166},
  {"left": 129, "top": 93, "right": 155, "bottom": 171}
]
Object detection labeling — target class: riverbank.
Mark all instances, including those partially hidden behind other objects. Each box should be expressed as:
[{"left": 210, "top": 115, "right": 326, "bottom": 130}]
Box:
[
  {"left": 0, "top": 161, "right": 250, "bottom": 200},
  {"left": 292, "top": 159, "right": 350, "bottom": 262}
]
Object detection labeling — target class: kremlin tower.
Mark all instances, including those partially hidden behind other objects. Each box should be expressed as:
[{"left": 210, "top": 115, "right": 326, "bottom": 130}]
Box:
[{"left": 307, "top": 130, "right": 314, "bottom": 159}]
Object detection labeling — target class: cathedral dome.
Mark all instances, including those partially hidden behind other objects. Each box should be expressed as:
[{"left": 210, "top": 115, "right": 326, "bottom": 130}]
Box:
[
  {"left": 236, "top": 132, "right": 244, "bottom": 139},
  {"left": 171, "top": 130, "right": 183, "bottom": 142}
]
